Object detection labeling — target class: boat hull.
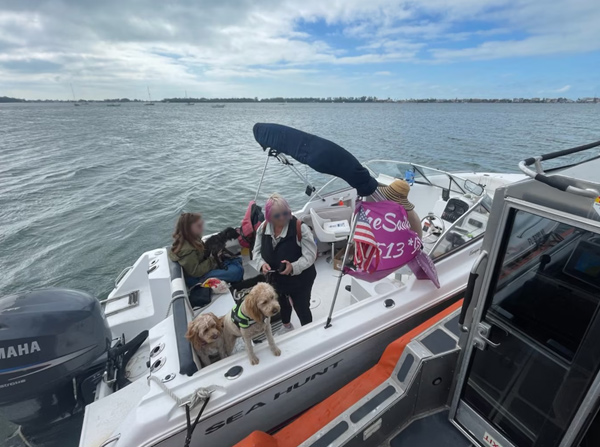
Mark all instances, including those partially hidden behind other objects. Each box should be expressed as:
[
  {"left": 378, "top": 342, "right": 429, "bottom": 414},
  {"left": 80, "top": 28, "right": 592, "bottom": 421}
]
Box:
[{"left": 149, "top": 293, "right": 461, "bottom": 447}]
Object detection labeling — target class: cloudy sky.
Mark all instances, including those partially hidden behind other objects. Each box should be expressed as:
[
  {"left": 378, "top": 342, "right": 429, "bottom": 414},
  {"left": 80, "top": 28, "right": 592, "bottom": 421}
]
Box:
[{"left": 1, "top": 0, "right": 599, "bottom": 100}]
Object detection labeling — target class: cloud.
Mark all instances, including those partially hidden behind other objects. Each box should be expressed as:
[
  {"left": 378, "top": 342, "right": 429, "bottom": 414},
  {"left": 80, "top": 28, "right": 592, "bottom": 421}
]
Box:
[
  {"left": 554, "top": 85, "right": 571, "bottom": 93},
  {"left": 0, "top": 0, "right": 598, "bottom": 98},
  {"left": 375, "top": 71, "right": 392, "bottom": 75}
]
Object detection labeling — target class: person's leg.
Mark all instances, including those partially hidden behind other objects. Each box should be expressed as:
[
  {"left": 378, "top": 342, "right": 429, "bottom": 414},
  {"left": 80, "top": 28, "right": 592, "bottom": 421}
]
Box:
[
  {"left": 277, "top": 289, "right": 293, "bottom": 325},
  {"left": 198, "top": 257, "right": 244, "bottom": 283},
  {"left": 290, "top": 286, "right": 313, "bottom": 326}
]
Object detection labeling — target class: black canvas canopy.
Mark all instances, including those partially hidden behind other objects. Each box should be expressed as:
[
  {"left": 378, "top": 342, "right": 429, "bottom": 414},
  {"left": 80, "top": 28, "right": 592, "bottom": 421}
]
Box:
[{"left": 253, "top": 123, "right": 378, "bottom": 197}]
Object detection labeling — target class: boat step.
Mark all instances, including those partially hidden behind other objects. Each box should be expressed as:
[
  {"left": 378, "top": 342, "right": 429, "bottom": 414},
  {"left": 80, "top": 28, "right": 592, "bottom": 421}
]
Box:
[
  {"left": 99, "top": 290, "right": 140, "bottom": 317},
  {"left": 299, "top": 309, "right": 462, "bottom": 447},
  {"left": 386, "top": 410, "right": 472, "bottom": 447}
]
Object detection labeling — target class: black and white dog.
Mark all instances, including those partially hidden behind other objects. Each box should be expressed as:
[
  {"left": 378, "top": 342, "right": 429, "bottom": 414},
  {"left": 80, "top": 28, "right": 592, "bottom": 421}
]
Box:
[{"left": 204, "top": 227, "right": 240, "bottom": 268}]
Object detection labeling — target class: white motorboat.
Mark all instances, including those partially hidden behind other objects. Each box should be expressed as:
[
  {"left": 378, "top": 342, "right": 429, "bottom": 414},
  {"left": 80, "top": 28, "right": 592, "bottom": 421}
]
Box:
[
  {"left": 233, "top": 139, "right": 600, "bottom": 447},
  {"left": 0, "top": 124, "right": 524, "bottom": 447}
]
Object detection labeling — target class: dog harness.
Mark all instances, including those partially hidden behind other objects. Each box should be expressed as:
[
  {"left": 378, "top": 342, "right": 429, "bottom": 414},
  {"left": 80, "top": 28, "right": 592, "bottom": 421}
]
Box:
[{"left": 231, "top": 289, "right": 256, "bottom": 329}]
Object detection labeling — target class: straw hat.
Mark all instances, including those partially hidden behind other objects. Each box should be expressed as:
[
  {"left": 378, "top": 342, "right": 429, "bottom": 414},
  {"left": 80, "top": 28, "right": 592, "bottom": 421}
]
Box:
[{"left": 377, "top": 179, "right": 415, "bottom": 211}]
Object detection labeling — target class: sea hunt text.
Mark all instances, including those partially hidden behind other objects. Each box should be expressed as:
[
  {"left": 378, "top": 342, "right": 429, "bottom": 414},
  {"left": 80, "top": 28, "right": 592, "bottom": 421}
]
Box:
[{"left": 204, "top": 359, "right": 343, "bottom": 435}]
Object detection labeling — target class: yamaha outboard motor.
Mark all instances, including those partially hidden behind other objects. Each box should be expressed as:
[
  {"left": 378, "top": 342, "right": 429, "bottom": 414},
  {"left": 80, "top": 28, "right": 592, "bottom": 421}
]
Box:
[{"left": 0, "top": 289, "right": 111, "bottom": 445}]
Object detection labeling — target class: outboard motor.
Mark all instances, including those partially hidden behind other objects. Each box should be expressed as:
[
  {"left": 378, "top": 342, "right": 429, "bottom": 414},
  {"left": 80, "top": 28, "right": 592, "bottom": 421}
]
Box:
[{"left": 0, "top": 289, "right": 111, "bottom": 445}]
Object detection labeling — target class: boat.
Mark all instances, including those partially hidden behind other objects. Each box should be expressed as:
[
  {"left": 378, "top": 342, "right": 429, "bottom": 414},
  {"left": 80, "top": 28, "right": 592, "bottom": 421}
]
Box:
[
  {"left": 145, "top": 87, "right": 155, "bottom": 105},
  {"left": 0, "top": 124, "right": 524, "bottom": 447},
  {"left": 186, "top": 90, "right": 194, "bottom": 105},
  {"left": 212, "top": 104, "right": 226, "bottom": 108},
  {"left": 71, "top": 83, "right": 80, "bottom": 106},
  {"left": 107, "top": 103, "right": 121, "bottom": 107},
  {"left": 234, "top": 139, "right": 600, "bottom": 447}
]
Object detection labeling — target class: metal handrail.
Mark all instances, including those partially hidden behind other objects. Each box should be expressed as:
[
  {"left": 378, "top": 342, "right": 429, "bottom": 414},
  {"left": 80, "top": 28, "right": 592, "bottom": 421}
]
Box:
[
  {"left": 518, "top": 140, "right": 600, "bottom": 198},
  {"left": 99, "top": 434, "right": 121, "bottom": 447},
  {"left": 114, "top": 266, "right": 133, "bottom": 287},
  {"left": 429, "top": 194, "right": 488, "bottom": 258}
]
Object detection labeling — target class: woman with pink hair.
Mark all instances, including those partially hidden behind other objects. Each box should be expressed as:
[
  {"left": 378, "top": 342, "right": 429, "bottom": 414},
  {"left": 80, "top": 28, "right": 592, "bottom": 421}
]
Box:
[{"left": 252, "top": 193, "right": 317, "bottom": 333}]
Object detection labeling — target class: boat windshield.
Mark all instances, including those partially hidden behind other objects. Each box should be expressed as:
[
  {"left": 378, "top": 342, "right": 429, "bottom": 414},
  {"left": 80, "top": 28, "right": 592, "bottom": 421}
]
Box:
[
  {"left": 307, "top": 176, "right": 353, "bottom": 202},
  {"left": 364, "top": 160, "right": 467, "bottom": 194},
  {"left": 429, "top": 194, "right": 492, "bottom": 260}
]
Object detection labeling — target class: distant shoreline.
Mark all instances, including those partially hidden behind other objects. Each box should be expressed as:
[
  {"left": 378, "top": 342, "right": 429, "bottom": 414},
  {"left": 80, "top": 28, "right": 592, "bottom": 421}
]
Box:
[{"left": 1, "top": 96, "right": 598, "bottom": 104}]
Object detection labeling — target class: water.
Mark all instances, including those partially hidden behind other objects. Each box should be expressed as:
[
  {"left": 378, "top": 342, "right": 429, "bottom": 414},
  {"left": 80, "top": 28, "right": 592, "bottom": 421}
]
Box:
[{"left": 0, "top": 102, "right": 598, "bottom": 445}]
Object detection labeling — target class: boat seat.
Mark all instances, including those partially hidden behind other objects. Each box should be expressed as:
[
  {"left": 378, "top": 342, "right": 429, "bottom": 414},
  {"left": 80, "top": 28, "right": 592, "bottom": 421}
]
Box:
[
  {"left": 167, "top": 256, "right": 200, "bottom": 376},
  {"left": 310, "top": 208, "right": 351, "bottom": 262},
  {"left": 304, "top": 205, "right": 353, "bottom": 225}
]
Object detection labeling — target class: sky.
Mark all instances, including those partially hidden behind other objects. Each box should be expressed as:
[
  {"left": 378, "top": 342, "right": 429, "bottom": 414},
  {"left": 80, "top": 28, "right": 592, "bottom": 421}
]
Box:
[{"left": 1, "top": 0, "right": 599, "bottom": 100}]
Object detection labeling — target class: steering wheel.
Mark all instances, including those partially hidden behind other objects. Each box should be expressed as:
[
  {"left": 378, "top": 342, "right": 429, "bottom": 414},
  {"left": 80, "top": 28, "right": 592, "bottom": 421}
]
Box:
[{"left": 421, "top": 213, "right": 445, "bottom": 243}]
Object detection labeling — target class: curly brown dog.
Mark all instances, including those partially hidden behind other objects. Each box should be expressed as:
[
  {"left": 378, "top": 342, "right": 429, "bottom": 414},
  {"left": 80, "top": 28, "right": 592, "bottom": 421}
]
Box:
[
  {"left": 223, "top": 282, "right": 281, "bottom": 365},
  {"left": 185, "top": 312, "right": 228, "bottom": 366}
]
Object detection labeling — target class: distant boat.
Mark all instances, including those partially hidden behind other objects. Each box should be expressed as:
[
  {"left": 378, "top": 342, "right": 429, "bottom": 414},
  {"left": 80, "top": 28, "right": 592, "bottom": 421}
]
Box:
[
  {"left": 71, "top": 83, "right": 81, "bottom": 106},
  {"left": 145, "top": 87, "right": 155, "bottom": 105},
  {"left": 107, "top": 104, "right": 121, "bottom": 107},
  {"left": 185, "top": 90, "right": 194, "bottom": 105},
  {"left": 211, "top": 104, "right": 226, "bottom": 108}
]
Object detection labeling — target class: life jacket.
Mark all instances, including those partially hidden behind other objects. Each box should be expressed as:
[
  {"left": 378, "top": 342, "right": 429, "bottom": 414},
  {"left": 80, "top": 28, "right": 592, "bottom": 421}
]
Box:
[
  {"left": 230, "top": 288, "right": 256, "bottom": 329},
  {"left": 239, "top": 201, "right": 265, "bottom": 249}
]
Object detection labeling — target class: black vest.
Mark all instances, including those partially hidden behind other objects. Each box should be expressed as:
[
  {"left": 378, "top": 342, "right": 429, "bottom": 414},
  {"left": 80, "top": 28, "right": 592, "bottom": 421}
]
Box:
[{"left": 261, "top": 217, "right": 316, "bottom": 293}]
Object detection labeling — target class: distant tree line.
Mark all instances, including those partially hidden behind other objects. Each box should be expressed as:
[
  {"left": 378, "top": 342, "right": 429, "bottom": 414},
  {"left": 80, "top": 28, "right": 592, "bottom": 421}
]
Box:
[
  {"left": 0, "top": 96, "right": 25, "bottom": 103},
  {"left": 1, "top": 95, "right": 598, "bottom": 104},
  {"left": 163, "top": 96, "right": 387, "bottom": 103},
  {"left": 164, "top": 97, "right": 257, "bottom": 103}
]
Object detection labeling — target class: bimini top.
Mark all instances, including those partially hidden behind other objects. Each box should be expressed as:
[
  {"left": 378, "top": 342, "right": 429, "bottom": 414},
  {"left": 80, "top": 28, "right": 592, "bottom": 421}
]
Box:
[{"left": 253, "top": 123, "right": 378, "bottom": 196}]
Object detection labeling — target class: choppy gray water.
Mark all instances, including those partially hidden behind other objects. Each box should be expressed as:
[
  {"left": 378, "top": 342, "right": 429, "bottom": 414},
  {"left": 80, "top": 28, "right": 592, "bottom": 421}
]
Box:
[{"left": 0, "top": 102, "right": 598, "bottom": 444}]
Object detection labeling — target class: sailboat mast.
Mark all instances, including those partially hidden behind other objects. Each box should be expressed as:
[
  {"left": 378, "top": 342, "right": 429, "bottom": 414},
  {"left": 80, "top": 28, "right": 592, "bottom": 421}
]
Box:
[
  {"left": 147, "top": 86, "right": 152, "bottom": 102},
  {"left": 70, "top": 83, "right": 76, "bottom": 101}
]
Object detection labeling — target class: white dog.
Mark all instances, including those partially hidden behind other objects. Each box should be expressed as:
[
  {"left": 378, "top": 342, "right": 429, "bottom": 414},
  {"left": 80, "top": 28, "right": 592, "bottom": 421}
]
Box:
[{"left": 223, "top": 282, "right": 281, "bottom": 365}]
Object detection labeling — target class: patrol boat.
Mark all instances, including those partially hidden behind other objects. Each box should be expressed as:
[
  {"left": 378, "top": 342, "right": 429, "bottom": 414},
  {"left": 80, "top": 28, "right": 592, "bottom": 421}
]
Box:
[
  {"left": 234, "top": 140, "right": 600, "bottom": 447},
  {"left": 1, "top": 124, "right": 525, "bottom": 447}
]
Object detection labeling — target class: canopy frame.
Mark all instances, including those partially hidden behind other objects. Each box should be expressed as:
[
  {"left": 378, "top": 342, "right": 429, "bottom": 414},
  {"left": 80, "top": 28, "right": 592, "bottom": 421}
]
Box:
[{"left": 253, "top": 149, "right": 324, "bottom": 202}]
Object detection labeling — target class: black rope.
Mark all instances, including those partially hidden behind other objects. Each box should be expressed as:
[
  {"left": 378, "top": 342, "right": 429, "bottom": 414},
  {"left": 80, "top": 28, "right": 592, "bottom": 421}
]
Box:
[{"left": 183, "top": 396, "right": 210, "bottom": 447}]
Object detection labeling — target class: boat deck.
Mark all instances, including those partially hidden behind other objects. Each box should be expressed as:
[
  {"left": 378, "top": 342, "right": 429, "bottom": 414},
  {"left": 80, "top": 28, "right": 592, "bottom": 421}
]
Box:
[
  {"left": 384, "top": 410, "right": 473, "bottom": 447},
  {"left": 289, "top": 254, "right": 353, "bottom": 327}
]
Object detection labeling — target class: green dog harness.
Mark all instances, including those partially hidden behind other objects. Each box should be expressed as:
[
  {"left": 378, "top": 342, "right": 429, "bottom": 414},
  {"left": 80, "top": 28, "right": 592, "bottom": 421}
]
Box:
[{"left": 231, "top": 289, "right": 256, "bottom": 329}]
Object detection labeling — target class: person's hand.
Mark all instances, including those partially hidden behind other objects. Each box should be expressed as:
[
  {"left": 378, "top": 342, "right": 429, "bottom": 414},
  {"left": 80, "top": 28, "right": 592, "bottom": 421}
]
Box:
[
  {"left": 281, "top": 260, "right": 293, "bottom": 275},
  {"left": 261, "top": 263, "right": 272, "bottom": 275}
]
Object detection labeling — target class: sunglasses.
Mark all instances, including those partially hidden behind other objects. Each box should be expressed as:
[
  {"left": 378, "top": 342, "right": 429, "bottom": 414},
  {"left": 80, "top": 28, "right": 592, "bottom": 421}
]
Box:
[{"left": 272, "top": 211, "right": 291, "bottom": 220}]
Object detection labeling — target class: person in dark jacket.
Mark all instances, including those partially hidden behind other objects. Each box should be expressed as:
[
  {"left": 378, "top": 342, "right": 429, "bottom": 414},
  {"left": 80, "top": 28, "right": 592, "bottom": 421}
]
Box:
[
  {"left": 252, "top": 194, "right": 317, "bottom": 333},
  {"left": 168, "top": 212, "right": 243, "bottom": 288}
]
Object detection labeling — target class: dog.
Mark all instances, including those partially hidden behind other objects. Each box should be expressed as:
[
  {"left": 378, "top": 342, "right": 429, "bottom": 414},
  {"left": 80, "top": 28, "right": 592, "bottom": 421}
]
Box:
[
  {"left": 222, "top": 282, "right": 281, "bottom": 365},
  {"left": 185, "top": 312, "right": 228, "bottom": 366},
  {"left": 204, "top": 227, "right": 240, "bottom": 268}
]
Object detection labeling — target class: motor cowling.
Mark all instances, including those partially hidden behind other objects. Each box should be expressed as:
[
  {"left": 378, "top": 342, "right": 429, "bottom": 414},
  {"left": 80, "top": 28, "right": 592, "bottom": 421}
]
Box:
[{"left": 0, "top": 288, "right": 111, "bottom": 429}]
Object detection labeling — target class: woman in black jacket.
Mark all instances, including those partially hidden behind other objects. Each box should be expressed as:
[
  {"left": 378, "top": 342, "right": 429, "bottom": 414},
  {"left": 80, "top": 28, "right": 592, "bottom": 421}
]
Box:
[{"left": 252, "top": 194, "right": 317, "bottom": 333}]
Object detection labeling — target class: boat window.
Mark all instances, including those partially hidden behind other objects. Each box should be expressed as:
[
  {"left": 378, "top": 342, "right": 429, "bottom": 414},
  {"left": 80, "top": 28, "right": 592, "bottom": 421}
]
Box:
[
  {"left": 488, "top": 209, "right": 600, "bottom": 362},
  {"left": 430, "top": 197, "right": 491, "bottom": 260},
  {"left": 309, "top": 176, "right": 352, "bottom": 202},
  {"left": 581, "top": 408, "right": 600, "bottom": 447}
]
